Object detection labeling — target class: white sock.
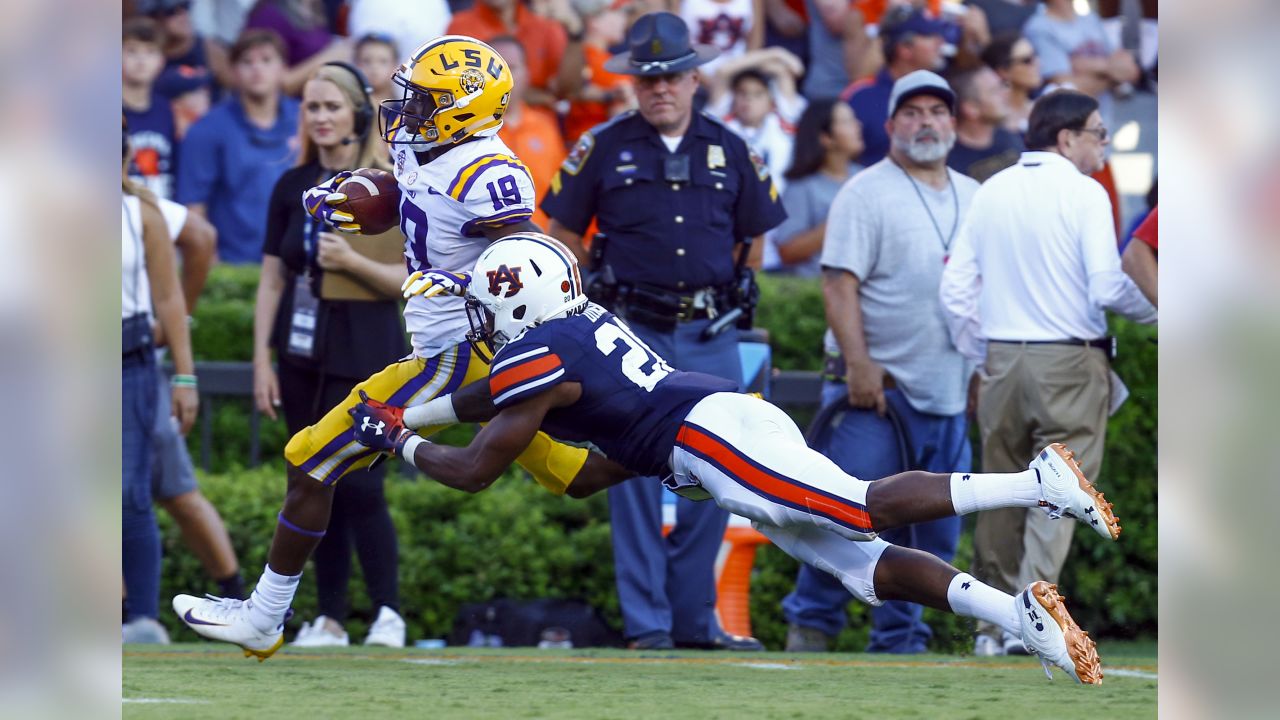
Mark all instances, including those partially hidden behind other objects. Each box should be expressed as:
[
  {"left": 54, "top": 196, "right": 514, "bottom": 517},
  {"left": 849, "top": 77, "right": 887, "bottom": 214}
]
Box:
[
  {"left": 248, "top": 564, "right": 301, "bottom": 633},
  {"left": 949, "top": 469, "right": 1041, "bottom": 516},
  {"left": 403, "top": 395, "right": 458, "bottom": 429},
  {"left": 947, "top": 573, "right": 1021, "bottom": 638}
]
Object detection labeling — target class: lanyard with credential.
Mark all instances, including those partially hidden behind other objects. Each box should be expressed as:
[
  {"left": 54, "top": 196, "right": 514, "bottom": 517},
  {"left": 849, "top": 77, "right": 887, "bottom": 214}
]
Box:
[{"left": 287, "top": 216, "right": 322, "bottom": 359}]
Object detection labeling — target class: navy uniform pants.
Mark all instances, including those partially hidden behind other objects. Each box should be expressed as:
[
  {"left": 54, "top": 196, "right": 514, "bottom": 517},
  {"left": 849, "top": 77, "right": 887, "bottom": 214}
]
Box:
[
  {"left": 782, "top": 385, "right": 968, "bottom": 653},
  {"left": 608, "top": 318, "right": 741, "bottom": 644}
]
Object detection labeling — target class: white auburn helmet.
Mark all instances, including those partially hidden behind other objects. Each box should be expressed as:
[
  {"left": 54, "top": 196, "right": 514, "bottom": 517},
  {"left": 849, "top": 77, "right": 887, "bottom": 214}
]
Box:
[{"left": 465, "top": 233, "right": 587, "bottom": 359}]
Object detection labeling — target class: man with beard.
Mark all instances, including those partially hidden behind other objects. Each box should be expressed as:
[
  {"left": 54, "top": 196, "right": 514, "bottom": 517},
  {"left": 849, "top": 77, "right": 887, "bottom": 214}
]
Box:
[{"left": 782, "top": 70, "right": 981, "bottom": 654}]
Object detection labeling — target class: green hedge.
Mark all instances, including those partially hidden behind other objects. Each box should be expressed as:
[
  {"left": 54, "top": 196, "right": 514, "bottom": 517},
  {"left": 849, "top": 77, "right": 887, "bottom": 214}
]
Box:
[{"left": 170, "top": 269, "right": 1156, "bottom": 650}]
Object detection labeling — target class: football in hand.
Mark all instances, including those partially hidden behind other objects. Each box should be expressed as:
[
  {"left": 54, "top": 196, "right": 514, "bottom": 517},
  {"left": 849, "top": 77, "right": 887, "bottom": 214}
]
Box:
[{"left": 335, "top": 168, "right": 401, "bottom": 235}]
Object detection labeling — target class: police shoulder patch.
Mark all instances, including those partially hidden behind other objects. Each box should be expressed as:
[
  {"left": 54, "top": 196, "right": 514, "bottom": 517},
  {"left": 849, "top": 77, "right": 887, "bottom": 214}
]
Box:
[{"left": 561, "top": 133, "right": 594, "bottom": 176}]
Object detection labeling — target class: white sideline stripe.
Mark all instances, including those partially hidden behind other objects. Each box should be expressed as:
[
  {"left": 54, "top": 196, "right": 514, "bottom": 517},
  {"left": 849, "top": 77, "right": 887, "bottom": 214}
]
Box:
[
  {"left": 123, "top": 698, "right": 210, "bottom": 704},
  {"left": 1107, "top": 668, "right": 1158, "bottom": 680},
  {"left": 402, "top": 658, "right": 465, "bottom": 666},
  {"left": 731, "top": 662, "right": 800, "bottom": 671},
  {"left": 491, "top": 345, "right": 549, "bottom": 373}
]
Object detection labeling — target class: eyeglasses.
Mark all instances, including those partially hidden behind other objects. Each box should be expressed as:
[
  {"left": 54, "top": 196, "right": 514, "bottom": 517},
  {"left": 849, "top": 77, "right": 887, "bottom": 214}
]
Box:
[{"left": 1075, "top": 125, "right": 1109, "bottom": 142}]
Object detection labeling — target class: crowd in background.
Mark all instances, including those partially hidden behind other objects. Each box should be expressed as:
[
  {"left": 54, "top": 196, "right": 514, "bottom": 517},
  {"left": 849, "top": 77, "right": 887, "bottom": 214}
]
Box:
[{"left": 122, "top": 0, "right": 1159, "bottom": 652}]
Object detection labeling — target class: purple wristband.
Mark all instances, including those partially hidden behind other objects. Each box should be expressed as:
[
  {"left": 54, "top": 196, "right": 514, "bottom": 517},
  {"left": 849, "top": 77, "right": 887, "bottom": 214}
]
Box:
[{"left": 277, "top": 512, "right": 326, "bottom": 538}]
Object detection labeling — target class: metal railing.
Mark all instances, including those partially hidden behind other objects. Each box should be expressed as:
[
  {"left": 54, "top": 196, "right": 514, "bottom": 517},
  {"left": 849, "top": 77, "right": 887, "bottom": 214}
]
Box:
[{"left": 169, "top": 361, "right": 825, "bottom": 473}]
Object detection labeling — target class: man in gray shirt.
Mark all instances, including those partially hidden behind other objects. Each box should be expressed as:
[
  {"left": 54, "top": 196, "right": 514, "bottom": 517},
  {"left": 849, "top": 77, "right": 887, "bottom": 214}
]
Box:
[{"left": 782, "top": 71, "right": 980, "bottom": 653}]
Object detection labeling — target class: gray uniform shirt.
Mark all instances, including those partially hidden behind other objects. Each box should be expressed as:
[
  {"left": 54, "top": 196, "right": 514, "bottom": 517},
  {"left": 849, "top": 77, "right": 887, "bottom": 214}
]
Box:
[{"left": 820, "top": 159, "right": 980, "bottom": 415}]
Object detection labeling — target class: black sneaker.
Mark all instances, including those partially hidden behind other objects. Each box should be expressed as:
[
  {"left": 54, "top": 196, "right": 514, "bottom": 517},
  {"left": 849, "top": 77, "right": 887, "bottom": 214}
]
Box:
[
  {"left": 627, "top": 632, "right": 675, "bottom": 650},
  {"left": 677, "top": 632, "right": 765, "bottom": 651}
]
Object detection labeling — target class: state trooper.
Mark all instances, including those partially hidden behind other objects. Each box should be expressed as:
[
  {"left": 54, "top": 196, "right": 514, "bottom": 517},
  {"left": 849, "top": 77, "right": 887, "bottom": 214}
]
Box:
[{"left": 542, "top": 11, "right": 786, "bottom": 651}]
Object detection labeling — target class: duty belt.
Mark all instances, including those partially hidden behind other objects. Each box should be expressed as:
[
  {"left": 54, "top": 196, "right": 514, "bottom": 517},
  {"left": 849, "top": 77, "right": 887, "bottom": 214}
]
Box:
[{"left": 611, "top": 282, "right": 728, "bottom": 331}]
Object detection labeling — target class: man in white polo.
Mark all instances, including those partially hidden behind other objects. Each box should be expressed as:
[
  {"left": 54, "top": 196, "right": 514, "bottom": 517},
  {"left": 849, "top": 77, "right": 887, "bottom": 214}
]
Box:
[{"left": 939, "top": 89, "right": 1156, "bottom": 656}]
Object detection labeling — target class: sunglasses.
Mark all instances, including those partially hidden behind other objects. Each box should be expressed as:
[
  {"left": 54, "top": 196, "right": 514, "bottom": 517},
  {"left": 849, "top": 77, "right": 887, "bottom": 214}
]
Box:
[{"left": 1009, "top": 53, "right": 1037, "bottom": 66}]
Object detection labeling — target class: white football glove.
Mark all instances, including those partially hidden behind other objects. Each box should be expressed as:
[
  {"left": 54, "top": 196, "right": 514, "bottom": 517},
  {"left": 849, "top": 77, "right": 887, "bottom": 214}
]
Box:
[
  {"left": 402, "top": 269, "right": 472, "bottom": 299},
  {"left": 301, "top": 171, "right": 361, "bottom": 233}
]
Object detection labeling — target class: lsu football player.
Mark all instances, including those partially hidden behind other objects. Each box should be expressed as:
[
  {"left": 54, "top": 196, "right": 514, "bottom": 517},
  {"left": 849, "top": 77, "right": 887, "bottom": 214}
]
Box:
[
  {"left": 348, "top": 234, "right": 1116, "bottom": 684},
  {"left": 173, "top": 37, "right": 629, "bottom": 659}
]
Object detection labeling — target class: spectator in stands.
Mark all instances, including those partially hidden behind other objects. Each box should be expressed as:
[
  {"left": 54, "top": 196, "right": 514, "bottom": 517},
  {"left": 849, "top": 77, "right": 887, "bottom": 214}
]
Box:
[
  {"left": 966, "top": 0, "right": 1036, "bottom": 36},
  {"left": 761, "top": 0, "right": 809, "bottom": 71},
  {"left": 681, "top": 0, "right": 765, "bottom": 77},
  {"left": 255, "top": 63, "right": 410, "bottom": 648},
  {"left": 705, "top": 48, "right": 807, "bottom": 190},
  {"left": 177, "top": 29, "right": 299, "bottom": 264},
  {"left": 139, "top": 0, "right": 226, "bottom": 136},
  {"left": 347, "top": 0, "right": 451, "bottom": 81},
  {"left": 1023, "top": 0, "right": 1138, "bottom": 123},
  {"left": 124, "top": 18, "right": 180, "bottom": 201},
  {"left": 939, "top": 89, "right": 1156, "bottom": 656},
  {"left": 798, "top": 0, "right": 863, "bottom": 100},
  {"left": 447, "top": 0, "right": 569, "bottom": 110},
  {"left": 769, "top": 99, "right": 864, "bottom": 277},
  {"left": 245, "top": 0, "right": 354, "bottom": 96},
  {"left": 122, "top": 127, "right": 199, "bottom": 644},
  {"left": 561, "top": 0, "right": 634, "bottom": 148},
  {"left": 1123, "top": 205, "right": 1157, "bottom": 307},
  {"left": 946, "top": 64, "right": 1023, "bottom": 182},
  {"left": 189, "top": 0, "right": 257, "bottom": 47},
  {"left": 842, "top": 4, "right": 947, "bottom": 166},
  {"left": 784, "top": 71, "right": 978, "bottom": 654},
  {"left": 352, "top": 33, "right": 399, "bottom": 108},
  {"left": 491, "top": 36, "right": 566, "bottom": 231},
  {"left": 981, "top": 32, "right": 1041, "bottom": 133}
]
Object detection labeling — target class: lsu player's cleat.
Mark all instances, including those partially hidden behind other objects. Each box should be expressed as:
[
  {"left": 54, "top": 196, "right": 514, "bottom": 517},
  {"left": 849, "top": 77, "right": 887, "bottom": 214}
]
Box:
[
  {"left": 1030, "top": 443, "right": 1121, "bottom": 540},
  {"left": 1018, "top": 581, "right": 1102, "bottom": 685},
  {"left": 172, "top": 594, "right": 289, "bottom": 662}
]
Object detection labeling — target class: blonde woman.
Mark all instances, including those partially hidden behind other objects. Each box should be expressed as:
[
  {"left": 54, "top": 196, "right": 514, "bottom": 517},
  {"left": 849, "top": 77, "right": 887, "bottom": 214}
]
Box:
[
  {"left": 122, "top": 123, "right": 198, "bottom": 643},
  {"left": 252, "top": 63, "right": 409, "bottom": 648}
]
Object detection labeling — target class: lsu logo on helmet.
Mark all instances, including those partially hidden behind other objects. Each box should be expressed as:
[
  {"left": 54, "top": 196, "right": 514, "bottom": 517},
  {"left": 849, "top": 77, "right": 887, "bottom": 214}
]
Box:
[{"left": 379, "top": 36, "right": 513, "bottom": 150}]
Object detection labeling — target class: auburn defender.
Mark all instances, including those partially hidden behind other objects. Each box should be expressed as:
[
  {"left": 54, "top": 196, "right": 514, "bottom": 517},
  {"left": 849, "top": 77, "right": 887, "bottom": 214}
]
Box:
[
  {"left": 351, "top": 234, "right": 1117, "bottom": 684},
  {"left": 173, "top": 39, "right": 629, "bottom": 659}
]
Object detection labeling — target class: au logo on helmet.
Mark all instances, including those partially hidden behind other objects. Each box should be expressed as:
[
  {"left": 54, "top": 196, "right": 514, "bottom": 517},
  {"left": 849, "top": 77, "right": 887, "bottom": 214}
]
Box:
[{"left": 486, "top": 265, "right": 523, "bottom": 298}]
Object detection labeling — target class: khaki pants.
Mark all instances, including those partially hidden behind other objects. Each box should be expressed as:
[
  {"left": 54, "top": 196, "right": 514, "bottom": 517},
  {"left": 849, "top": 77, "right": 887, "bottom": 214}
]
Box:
[{"left": 971, "top": 343, "right": 1110, "bottom": 641}]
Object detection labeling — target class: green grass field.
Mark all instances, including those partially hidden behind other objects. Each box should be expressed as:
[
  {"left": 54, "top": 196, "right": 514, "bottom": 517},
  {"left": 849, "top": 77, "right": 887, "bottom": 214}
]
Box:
[{"left": 123, "top": 641, "right": 1156, "bottom": 719}]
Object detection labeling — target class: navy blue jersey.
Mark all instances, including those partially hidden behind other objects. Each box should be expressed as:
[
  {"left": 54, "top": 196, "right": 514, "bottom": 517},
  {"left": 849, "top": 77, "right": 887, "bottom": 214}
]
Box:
[{"left": 488, "top": 304, "right": 737, "bottom": 475}]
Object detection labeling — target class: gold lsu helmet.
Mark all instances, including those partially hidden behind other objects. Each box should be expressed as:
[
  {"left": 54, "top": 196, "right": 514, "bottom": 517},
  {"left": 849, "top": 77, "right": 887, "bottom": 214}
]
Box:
[{"left": 380, "top": 36, "right": 513, "bottom": 149}]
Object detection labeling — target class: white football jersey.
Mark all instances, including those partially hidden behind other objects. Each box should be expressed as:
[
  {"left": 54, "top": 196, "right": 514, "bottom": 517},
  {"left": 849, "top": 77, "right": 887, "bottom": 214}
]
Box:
[{"left": 392, "top": 134, "right": 536, "bottom": 357}]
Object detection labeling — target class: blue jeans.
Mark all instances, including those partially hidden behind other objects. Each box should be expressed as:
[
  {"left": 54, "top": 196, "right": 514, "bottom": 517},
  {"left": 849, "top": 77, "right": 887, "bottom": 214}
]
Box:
[
  {"left": 608, "top": 318, "right": 739, "bottom": 643},
  {"left": 782, "top": 385, "right": 969, "bottom": 653},
  {"left": 123, "top": 350, "right": 160, "bottom": 621}
]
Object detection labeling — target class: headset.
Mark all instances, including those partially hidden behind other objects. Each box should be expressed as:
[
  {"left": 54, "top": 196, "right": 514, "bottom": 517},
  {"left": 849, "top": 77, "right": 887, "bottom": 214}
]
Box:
[{"left": 323, "top": 61, "right": 375, "bottom": 142}]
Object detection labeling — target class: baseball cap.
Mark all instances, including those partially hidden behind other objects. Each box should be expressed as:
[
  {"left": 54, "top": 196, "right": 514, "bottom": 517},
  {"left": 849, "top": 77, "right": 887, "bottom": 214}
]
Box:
[
  {"left": 888, "top": 70, "right": 956, "bottom": 117},
  {"left": 880, "top": 5, "right": 948, "bottom": 44}
]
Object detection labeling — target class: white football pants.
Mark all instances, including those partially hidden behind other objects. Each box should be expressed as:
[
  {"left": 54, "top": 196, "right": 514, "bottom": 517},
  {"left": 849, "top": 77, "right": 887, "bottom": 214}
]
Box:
[{"left": 667, "top": 393, "right": 890, "bottom": 606}]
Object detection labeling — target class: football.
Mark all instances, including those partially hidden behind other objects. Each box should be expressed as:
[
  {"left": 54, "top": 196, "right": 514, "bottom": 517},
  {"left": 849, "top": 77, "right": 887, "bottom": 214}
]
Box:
[{"left": 335, "top": 168, "right": 401, "bottom": 235}]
